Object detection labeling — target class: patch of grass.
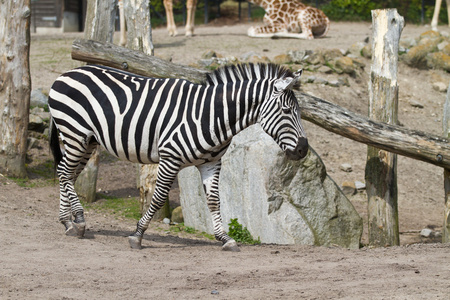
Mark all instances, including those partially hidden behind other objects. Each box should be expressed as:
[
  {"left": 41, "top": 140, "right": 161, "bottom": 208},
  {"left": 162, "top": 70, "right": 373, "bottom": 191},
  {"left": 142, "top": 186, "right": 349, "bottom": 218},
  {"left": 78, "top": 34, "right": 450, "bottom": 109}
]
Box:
[
  {"left": 8, "top": 159, "right": 58, "bottom": 188},
  {"left": 169, "top": 223, "right": 215, "bottom": 240},
  {"left": 83, "top": 195, "right": 141, "bottom": 220},
  {"left": 228, "top": 218, "right": 261, "bottom": 245}
]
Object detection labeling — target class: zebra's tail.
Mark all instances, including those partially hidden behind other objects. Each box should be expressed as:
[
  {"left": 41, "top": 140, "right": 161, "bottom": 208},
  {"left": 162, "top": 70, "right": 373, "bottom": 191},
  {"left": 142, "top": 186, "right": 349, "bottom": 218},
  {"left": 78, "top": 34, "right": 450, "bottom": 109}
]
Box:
[{"left": 49, "top": 117, "right": 63, "bottom": 171}]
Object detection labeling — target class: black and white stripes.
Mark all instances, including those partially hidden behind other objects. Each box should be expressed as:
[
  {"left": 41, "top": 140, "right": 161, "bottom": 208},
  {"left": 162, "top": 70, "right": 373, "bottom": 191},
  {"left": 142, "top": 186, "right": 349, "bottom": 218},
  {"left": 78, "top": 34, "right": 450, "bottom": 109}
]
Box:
[{"left": 49, "top": 63, "right": 308, "bottom": 250}]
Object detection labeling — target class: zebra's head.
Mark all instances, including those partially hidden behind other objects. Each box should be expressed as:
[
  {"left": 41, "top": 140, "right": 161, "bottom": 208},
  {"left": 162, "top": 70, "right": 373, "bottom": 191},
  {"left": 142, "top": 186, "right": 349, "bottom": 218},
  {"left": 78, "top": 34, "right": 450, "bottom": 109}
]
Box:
[{"left": 259, "top": 68, "right": 308, "bottom": 161}]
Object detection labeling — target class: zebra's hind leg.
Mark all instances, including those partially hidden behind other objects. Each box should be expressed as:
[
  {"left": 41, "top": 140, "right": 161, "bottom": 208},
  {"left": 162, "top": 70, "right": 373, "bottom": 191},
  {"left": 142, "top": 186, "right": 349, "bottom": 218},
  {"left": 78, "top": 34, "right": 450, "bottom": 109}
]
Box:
[
  {"left": 57, "top": 142, "right": 97, "bottom": 237},
  {"left": 129, "top": 159, "right": 181, "bottom": 249},
  {"left": 197, "top": 161, "right": 240, "bottom": 252}
]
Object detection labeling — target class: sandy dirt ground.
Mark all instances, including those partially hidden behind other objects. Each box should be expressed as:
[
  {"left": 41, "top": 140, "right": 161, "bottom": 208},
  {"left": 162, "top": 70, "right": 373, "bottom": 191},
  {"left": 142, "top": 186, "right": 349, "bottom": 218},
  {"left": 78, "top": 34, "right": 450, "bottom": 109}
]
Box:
[{"left": 1, "top": 21, "right": 450, "bottom": 299}]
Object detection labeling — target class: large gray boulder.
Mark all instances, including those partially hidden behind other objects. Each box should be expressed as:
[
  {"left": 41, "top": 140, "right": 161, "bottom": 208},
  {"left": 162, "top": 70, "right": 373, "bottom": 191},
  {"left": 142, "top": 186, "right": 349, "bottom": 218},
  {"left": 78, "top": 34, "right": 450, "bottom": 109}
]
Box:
[{"left": 178, "top": 125, "right": 363, "bottom": 249}]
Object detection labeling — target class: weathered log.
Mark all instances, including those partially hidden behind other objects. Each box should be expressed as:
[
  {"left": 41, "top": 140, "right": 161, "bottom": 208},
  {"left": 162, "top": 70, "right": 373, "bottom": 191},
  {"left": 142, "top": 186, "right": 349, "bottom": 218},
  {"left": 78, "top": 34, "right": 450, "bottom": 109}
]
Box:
[
  {"left": 365, "top": 9, "right": 403, "bottom": 247},
  {"left": 75, "top": 0, "right": 117, "bottom": 203},
  {"left": 0, "top": 0, "right": 31, "bottom": 178},
  {"left": 443, "top": 83, "right": 450, "bottom": 243},
  {"left": 71, "top": 38, "right": 450, "bottom": 170},
  {"left": 72, "top": 38, "right": 208, "bottom": 82}
]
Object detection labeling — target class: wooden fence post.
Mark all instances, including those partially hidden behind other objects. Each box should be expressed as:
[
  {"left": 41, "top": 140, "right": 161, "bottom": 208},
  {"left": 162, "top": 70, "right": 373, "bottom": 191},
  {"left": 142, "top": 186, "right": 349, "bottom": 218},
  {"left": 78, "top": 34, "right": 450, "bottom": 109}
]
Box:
[
  {"left": 0, "top": 0, "right": 31, "bottom": 178},
  {"left": 366, "top": 9, "right": 404, "bottom": 247},
  {"left": 74, "top": 0, "right": 117, "bottom": 203},
  {"left": 443, "top": 84, "right": 450, "bottom": 243},
  {"left": 123, "top": 0, "right": 166, "bottom": 219}
]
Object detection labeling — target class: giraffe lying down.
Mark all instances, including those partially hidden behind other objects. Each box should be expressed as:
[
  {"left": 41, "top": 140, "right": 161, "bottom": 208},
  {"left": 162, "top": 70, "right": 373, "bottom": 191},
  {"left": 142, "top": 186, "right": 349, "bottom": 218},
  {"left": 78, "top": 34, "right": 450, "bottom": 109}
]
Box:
[{"left": 248, "top": 0, "right": 330, "bottom": 40}]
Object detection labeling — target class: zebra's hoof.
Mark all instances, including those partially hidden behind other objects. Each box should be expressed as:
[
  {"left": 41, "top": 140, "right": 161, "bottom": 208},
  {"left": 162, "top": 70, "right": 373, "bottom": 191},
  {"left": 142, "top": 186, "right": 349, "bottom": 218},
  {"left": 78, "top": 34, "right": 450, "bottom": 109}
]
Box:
[
  {"left": 65, "top": 221, "right": 85, "bottom": 238},
  {"left": 129, "top": 235, "right": 143, "bottom": 249},
  {"left": 222, "top": 240, "right": 240, "bottom": 252}
]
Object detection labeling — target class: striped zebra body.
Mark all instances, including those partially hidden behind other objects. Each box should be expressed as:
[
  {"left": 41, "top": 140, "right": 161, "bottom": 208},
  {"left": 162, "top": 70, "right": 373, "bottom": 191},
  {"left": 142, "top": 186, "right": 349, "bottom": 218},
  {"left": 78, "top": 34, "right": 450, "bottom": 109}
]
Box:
[{"left": 49, "top": 63, "right": 308, "bottom": 251}]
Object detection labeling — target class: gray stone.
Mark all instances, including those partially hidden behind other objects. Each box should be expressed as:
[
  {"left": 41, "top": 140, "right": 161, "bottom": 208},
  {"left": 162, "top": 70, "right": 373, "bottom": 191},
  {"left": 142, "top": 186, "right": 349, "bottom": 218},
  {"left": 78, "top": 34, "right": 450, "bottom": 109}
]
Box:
[
  {"left": 317, "top": 65, "right": 333, "bottom": 74},
  {"left": 287, "top": 49, "right": 312, "bottom": 63},
  {"left": 315, "top": 77, "right": 328, "bottom": 85},
  {"left": 178, "top": 125, "right": 363, "bottom": 248},
  {"left": 433, "top": 81, "right": 448, "bottom": 93},
  {"left": 347, "top": 41, "right": 366, "bottom": 57},
  {"left": 163, "top": 218, "right": 171, "bottom": 224},
  {"left": 28, "top": 114, "right": 46, "bottom": 132},
  {"left": 409, "top": 100, "right": 424, "bottom": 108},
  {"left": 340, "top": 163, "right": 353, "bottom": 172},
  {"left": 355, "top": 181, "right": 366, "bottom": 190},
  {"left": 420, "top": 228, "right": 433, "bottom": 237},
  {"left": 171, "top": 206, "right": 184, "bottom": 224},
  {"left": 30, "top": 88, "right": 48, "bottom": 108}
]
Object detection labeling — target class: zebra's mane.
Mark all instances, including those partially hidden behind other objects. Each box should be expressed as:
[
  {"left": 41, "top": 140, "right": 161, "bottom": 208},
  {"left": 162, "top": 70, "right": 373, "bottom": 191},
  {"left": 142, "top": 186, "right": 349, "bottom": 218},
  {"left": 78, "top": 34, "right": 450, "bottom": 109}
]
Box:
[{"left": 204, "top": 63, "right": 295, "bottom": 86}]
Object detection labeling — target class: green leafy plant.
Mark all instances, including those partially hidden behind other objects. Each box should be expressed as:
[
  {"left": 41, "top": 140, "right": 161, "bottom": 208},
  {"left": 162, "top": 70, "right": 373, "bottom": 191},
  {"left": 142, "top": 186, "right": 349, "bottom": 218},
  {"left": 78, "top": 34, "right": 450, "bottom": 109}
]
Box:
[{"left": 228, "top": 218, "right": 261, "bottom": 245}]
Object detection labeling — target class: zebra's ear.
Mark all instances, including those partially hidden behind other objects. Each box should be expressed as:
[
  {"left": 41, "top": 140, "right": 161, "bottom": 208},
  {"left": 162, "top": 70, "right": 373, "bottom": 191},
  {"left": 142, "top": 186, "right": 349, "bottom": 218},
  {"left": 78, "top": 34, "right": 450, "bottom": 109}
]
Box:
[{"left": 274, "top": 69, "right": 303, "bottom": 92}]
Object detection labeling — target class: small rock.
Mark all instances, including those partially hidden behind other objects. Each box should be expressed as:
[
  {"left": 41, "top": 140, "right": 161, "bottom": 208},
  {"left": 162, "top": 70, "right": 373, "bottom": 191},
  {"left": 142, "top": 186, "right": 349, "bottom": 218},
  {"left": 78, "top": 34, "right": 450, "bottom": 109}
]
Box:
[
  {"left": 437, "top": 40, "right": 449, "bottom": 51},
  {"left": 328, "top": 80, "right": 341, "bottom": 87},
  {"left": 211, "top": 290, "right": 219, "bottom": 295},
  {"left": 409, "top": 100, "right": 424, "bottom": 108},
  {"left": 304, "top": 51, "right": 324, "bottom": 65},
  {"left": 202, "top": 50, "right": 219, "bottom": 59},
  {"left": 27, "top": 137, "right": 39, "bottom": 151},
  {"left": 287, "top": 49, "right": 312, "bottom": 63},
  {"left": 240, "top": 51, "right": 259, "bottom": 61},
  {"left": 335, "top": 56, "right": 356, "bottom": 75},
  {"left": 28, "top": 114, "right": 46, "bottom": 132},
  {"left": 432, "top": 81, "right": 448, "bottom": 93},
  {"left": 355, "top": 181, "right": 366, "bottom": 190},
  {"left": 163, "top": 218, "right": 171, "bottom": 224},
  {"left": 341, "top": 181, "right": 356, "bottom": 196},
  {"left": 340, "top": 163, "right": 353, "bottom": 172},
  {"left": 272, "top": 54, "right": 292, "bottom": 65},
  {"left": 317, "top": 65, "right": 333, "bottom": 74},
  {"left": 347, "top": 41, "right": 366, "bottom": 57},
  {"left": 30, "top": 88, "right": 48, "bottom": 108},
  {"left": 420, "top": 228, "right": 433, "bottom": 237},
  {"left": 315, "top": 77, "right": 328, "bottom": 85},
  {"left": 171, "top": 206, "right": 184, "bottom": 223},
  {"left": 197, "top": 59, "right": 215, "bottom": 67},
  {"left": 361, "top": 44, "right": 372, "bottom": 59},
  {"left": 322, "top": 48, "right": 343, "bottom": 62}
]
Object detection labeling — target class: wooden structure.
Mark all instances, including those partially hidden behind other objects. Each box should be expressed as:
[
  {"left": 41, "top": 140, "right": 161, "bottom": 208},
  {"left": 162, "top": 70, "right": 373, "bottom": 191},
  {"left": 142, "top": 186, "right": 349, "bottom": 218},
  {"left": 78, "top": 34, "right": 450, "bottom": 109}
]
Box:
[
  {"left": 30, "top": 0, "right": 86, "bottom": 33},
  {"left": 365, "top": 9, "right": 404, "bottom": 247},
  {"left": 444, "top": 85, "right": 450, "bottom": 242},
  {"left": 74, "top": 0, "right": 116, "bottom": 203},
  {"left": 0, "top": 0, "right": 32, "bottom": 178}
]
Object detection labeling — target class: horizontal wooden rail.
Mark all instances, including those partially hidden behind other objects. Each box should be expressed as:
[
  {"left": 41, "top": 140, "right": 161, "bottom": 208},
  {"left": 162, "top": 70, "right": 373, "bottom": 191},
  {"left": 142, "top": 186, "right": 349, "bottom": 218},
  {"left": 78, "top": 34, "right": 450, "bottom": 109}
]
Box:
[{"left": 72, "top": 38, "right": 450, "bottom": 169}]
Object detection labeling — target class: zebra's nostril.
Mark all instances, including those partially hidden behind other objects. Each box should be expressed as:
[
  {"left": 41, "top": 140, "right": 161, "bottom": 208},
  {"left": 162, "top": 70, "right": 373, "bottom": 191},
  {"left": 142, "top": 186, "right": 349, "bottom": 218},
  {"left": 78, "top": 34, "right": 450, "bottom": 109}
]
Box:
[{"left": 297, "top": 137, "right": 308, "bottom": 158}]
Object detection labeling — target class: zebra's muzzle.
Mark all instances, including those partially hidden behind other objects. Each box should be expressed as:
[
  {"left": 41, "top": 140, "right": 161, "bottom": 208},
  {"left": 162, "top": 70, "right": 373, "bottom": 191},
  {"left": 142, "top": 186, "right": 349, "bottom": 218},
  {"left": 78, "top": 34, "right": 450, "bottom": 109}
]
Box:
[{"left": 285, "top": 137, "right": 309, "bottom": 161}]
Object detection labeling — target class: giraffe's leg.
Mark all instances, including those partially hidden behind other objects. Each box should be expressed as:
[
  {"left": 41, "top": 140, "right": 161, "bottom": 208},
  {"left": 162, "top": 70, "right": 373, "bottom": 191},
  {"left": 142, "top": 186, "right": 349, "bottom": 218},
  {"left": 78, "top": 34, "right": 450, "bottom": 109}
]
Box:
[
  {"left": 57, "top": 141, "right": 96, "bottom": 237},
  {"left": 273, "top": 30, "right": 313, "bottom": 40},
  {"left": 163, "top": 0, "right": 178, "bottom": 36},
  {"left": 197, "top": 161, "right": 240, "bottom": 252},
  {"left": 129, "top": 159, "right": 181, "bottom": 249},
  {"left": 446, "top": 0, "right": 450, "bottom": 27},
  {"left": 185, "top": 0, "right": 197, "bottom": 36},
  {"left": 432, "top": 0, "right": 443, "bottom": 31}
]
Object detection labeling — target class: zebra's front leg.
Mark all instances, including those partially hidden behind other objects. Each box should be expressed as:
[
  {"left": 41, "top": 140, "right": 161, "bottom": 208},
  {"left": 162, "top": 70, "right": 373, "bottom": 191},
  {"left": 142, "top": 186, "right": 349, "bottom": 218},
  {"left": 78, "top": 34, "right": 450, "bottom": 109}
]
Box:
[
  {"left": 129, "top": 159, "right": 180, "bottom": 249},
  {"left": 197, "top": 161, "right": 240, "bottom": 252}
]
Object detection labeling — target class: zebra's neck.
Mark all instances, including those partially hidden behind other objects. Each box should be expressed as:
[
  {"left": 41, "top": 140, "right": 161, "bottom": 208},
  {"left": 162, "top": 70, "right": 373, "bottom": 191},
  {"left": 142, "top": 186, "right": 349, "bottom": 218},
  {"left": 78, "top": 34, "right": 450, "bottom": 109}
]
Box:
[{"left": 200, "top": 78, "right": 269, "bottom": 148}]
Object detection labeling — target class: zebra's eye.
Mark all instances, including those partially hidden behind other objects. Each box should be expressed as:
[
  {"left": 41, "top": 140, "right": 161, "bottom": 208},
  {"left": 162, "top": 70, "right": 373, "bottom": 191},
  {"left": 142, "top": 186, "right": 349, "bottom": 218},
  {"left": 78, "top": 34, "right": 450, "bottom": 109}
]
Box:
[{"left": 282, "top": 107, "right": 291, "bottom": 114}]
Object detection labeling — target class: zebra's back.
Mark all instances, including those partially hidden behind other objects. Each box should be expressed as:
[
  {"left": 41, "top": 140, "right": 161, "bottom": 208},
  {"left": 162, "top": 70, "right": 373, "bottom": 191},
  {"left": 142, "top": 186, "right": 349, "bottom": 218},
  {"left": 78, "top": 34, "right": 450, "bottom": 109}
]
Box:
[{"left": 49, "top": 65, "right": 199, "bottom": 164}]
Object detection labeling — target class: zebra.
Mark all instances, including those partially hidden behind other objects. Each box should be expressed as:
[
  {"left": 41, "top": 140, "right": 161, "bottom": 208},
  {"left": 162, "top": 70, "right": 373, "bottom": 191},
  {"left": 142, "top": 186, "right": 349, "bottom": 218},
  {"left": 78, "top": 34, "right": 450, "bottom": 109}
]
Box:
[{"left": 48, "top": 63, "right": 309, "bottom": 251}]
